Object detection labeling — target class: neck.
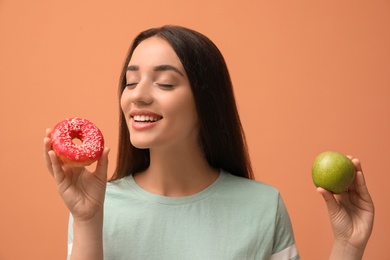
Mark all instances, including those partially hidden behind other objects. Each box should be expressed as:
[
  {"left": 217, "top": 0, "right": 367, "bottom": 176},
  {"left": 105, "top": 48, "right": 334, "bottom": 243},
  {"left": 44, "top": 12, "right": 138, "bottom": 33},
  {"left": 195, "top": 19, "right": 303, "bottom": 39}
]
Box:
[{"left": 133, "top": 144, "right": 219, "bottom": 197}]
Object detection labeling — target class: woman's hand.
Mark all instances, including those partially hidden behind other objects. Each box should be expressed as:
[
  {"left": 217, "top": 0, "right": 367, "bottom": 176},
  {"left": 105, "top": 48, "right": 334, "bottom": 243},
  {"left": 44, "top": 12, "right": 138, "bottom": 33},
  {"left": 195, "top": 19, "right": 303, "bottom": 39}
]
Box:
[
  {"left": 43, "top": 128, "right": 110, "bottom": 222},
  {"left": 317, "top": 156, "right": 375, "bottom": 259}
]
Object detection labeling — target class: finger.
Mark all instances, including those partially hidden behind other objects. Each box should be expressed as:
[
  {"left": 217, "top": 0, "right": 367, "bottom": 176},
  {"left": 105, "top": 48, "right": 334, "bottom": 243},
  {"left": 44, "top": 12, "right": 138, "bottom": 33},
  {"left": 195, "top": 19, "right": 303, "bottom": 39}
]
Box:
[
  {"left": 344, "top": 156, "right": 359, "bottom": 193},
  {"left": 46, "top": 128, "right": 52, "bottom": 137},
  {"left": 354, "top": 170, "right": 374, "bottom": 206},
  {"left": 346, "top": 158, "right": 374, "bottom": 213},
  {"left": 48, "top": 150, "right": 66, "bottom": 185},
  {"left": 351, "top": 157, "right": 363, "bottom": 172},
  {"left": 43, "top": 137, "right": 54, "bottom": 176},
  {"left": 347, "top": 157, "right": 364, "bottom": 194},
  {"left": 94, "top": 147, "right": 110, "bottom": 181},
  {"left": 317, "top": 187, "right": 341, "bottom": 218}
]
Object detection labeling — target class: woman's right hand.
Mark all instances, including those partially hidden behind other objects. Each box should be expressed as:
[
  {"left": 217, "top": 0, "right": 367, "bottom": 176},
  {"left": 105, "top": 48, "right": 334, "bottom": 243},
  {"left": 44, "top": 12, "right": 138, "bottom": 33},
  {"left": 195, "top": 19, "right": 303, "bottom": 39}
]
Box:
[{"left": 43, "top": 128, "right": 110, "bottom": 222}]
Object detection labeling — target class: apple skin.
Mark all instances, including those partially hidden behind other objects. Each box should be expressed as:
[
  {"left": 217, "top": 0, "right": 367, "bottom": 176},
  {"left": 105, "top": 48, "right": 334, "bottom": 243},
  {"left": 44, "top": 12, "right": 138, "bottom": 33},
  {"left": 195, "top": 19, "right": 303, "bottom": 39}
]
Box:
[{"left": 312, "top": 151, "right": 356, "bottom": 194}]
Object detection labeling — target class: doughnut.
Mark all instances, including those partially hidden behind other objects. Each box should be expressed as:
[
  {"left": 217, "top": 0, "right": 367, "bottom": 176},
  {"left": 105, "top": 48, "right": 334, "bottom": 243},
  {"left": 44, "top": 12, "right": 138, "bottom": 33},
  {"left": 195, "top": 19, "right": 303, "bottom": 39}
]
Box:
[{"left": 50, "top": 117, "right": 104, "bottom": 167}]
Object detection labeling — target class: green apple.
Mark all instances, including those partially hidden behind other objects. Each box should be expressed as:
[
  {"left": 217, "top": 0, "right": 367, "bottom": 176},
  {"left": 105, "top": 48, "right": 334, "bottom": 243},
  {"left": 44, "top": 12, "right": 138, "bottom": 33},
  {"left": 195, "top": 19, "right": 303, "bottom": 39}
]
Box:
[{"left": 312, "top": 151, "right": 356, "bottom": 194}]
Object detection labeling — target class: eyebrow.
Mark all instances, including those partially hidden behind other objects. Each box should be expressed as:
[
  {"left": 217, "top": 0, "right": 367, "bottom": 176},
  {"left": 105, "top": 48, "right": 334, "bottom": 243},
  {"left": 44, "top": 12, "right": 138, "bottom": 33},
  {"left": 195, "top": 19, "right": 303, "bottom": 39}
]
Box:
[{"left": 126, "top": 64, "right": 185, "bottom": 77}]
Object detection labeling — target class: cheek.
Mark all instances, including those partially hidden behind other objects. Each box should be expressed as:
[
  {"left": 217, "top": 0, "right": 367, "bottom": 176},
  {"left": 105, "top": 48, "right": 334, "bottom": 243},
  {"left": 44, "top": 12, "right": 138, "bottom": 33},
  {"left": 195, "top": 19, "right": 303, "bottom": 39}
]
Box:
[
  {"left": 120, "top": 90, "right": 128, "bottom": 112},
  {"left": 174, "top": 96, "right": 198, "bottom": 126}
]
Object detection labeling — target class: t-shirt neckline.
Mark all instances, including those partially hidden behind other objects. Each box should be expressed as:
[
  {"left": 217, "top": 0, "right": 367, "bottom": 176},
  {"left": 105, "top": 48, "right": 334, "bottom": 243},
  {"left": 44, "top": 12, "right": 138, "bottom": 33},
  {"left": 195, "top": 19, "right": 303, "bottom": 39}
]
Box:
[{"left": 123, "top": 170, "right": 228, "bottom": 205}]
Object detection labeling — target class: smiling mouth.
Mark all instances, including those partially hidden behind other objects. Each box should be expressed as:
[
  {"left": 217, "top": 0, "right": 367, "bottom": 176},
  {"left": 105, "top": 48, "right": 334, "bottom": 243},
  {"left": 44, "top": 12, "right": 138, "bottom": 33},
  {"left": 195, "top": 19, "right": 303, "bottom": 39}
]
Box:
[{"left": 132, "top": 115, "right": 162, "bottom": 122}]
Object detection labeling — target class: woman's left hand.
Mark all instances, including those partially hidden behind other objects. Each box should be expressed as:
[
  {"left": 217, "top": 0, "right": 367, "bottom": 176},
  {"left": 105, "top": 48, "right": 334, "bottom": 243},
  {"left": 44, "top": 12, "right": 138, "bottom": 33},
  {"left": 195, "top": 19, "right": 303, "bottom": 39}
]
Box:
[{"left": 317, "top": 156, "right": 375, "bottom": 259}]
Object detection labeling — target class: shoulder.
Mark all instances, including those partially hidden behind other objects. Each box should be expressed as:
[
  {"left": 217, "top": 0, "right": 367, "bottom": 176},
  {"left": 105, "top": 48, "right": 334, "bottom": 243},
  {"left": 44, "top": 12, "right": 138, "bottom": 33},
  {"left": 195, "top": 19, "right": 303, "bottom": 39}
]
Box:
[
  {"left": 214, "top": 170, "right": 284, "bottom": 215},
  {"left": 105, "top": 175, "right": 137, "bottom": 199},
  {"left": 220, "top": 170, "right": 280, "bottom": 199},
  {"left": 106, "top": 176, "right": 129, "bottom": 191}
]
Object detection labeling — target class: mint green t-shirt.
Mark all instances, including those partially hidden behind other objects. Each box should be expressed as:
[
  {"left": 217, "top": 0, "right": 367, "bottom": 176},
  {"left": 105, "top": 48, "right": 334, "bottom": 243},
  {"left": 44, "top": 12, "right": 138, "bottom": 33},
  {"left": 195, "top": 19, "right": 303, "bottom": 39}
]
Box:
[{"left": 68, "top": 171, "right": 299, "bottom": 259}]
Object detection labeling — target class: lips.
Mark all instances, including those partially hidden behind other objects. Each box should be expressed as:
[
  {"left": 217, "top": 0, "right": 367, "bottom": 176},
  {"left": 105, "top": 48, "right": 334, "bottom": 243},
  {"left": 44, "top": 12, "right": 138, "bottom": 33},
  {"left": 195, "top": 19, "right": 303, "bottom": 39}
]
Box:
[
  {"left": 130, "top": 110, "right": 162, "bottom": 130},
  {"left": 130, "top": 110, "right": 162, "bottom": 120}
]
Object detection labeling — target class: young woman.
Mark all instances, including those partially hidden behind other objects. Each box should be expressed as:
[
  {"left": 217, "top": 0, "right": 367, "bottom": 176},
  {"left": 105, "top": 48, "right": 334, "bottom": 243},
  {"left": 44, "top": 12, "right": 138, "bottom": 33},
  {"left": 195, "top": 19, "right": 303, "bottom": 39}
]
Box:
[{"left": 44, "top": 25, "right": 374, "bottom": 260}]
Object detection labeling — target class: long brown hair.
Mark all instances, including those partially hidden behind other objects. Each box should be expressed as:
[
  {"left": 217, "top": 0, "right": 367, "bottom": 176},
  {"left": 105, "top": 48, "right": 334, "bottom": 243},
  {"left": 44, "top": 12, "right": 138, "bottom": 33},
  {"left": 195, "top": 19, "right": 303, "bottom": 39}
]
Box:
[{"left": 111, "top": 25, "right": 254, "bottom": 180}]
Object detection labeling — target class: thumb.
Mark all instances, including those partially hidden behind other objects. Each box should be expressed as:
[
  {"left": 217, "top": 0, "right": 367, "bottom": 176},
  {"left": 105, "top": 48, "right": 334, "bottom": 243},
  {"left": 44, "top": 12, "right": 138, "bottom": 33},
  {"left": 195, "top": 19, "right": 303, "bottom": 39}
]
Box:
[
  {"left": 94, "top": 147, "right": 110, "bottom": 181},
  {"left": 317, "top": 187, "right": 340, "bottom": 218}
]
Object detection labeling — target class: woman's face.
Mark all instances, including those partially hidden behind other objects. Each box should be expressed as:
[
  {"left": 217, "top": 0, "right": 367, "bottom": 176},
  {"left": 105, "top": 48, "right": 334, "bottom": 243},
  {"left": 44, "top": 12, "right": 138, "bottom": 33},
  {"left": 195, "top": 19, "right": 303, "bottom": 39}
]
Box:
[{"left": 121, "top": 36, "right": 199, "bottom": 150}]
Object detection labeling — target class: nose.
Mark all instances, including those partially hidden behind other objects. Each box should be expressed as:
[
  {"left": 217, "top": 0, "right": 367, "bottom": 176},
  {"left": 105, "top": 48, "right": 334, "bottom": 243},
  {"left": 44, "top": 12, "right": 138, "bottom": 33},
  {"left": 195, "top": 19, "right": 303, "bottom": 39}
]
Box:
[{"left": 129, "top": 80, "right": 153, "bottom": 105}]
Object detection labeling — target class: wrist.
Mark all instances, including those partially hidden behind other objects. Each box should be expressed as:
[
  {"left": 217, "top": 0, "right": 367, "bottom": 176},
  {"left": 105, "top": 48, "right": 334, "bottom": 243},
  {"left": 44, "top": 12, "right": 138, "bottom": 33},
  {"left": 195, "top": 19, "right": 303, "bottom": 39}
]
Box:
[
  {"left": 70, "top": 210, "right": 104, "bottom": 260},
  {"left": 73, "top": 208, "right": 104, "bottom": 224},
  {"left": 73, "top": 210, "right": 104, "bottom": 240},
  {"left": 329, "top": 239, "right": 365, "bottom": 260}
]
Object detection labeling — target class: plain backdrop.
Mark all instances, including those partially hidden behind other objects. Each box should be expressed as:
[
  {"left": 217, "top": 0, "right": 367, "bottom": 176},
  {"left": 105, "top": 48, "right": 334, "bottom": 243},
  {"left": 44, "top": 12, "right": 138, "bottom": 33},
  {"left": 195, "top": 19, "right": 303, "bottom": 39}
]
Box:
[{"left": 1, "top": 0, "right": 389, "bottom": 259}]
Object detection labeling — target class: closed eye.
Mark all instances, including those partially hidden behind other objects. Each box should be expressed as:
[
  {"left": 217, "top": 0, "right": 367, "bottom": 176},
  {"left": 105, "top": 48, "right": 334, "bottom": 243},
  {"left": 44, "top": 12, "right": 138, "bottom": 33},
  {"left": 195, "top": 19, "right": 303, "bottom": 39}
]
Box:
[
  {"left": 126, "top": 83, "right": 138, "bottom": 88},
  {"left": 157, "top": 83, "right": 174, "bottom": 89}
]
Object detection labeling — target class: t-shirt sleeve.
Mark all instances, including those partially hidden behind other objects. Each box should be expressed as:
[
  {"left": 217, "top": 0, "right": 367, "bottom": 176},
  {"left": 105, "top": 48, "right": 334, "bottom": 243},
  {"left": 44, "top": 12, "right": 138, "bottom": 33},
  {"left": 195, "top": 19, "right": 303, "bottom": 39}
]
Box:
[
  {"left": 270, "top": 194, "right": 300, "bottom": 260},
  {"left": 67, "top": 214, "right": 74, "bottom": 260}
]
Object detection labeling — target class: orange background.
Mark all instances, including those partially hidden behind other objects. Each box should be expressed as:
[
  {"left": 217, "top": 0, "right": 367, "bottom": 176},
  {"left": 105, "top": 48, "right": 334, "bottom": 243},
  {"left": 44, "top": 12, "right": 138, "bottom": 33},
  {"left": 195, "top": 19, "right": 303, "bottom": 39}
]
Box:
[{"left": 1, "top": 1, "right": 389, "bottom": 259}]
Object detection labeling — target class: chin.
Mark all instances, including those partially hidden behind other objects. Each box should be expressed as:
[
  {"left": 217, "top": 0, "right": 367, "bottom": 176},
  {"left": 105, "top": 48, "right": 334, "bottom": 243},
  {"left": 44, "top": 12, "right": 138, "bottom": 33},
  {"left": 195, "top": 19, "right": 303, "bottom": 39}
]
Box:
[{"left": 130, "top": 142, "right": 150, "bottom": 149}]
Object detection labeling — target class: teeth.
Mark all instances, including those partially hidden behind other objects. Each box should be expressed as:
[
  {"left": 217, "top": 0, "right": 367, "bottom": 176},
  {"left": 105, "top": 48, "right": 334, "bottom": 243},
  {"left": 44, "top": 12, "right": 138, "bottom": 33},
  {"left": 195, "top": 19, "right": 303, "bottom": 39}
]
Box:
[{"left": 133, "top": 115, "right": 159, "bottom": 122}]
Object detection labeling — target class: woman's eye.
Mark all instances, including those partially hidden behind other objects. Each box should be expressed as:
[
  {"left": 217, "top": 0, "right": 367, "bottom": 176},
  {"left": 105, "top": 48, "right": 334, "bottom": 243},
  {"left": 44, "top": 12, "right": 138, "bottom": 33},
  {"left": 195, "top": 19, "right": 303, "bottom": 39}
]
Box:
[
  {"left": 126, "top": 83, "right": 137, "bottom": 88},
  {"left": 157, "top": 83, "right": 174, "bottom": 89}
]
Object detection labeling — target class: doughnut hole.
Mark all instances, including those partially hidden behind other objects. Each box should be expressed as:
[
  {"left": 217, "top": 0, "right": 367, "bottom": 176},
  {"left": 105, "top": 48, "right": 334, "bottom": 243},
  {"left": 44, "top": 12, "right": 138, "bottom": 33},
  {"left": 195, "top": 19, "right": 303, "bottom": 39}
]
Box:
[{"left": 72, "top": 138, "right": 83, "bottom": 146}]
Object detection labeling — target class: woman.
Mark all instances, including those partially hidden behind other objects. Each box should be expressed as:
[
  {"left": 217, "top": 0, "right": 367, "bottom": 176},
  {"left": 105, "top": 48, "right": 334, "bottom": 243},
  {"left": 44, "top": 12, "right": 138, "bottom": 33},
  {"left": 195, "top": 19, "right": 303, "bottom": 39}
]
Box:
[{"left": 44, "top": 25, "right": 374, "bottom": 260}]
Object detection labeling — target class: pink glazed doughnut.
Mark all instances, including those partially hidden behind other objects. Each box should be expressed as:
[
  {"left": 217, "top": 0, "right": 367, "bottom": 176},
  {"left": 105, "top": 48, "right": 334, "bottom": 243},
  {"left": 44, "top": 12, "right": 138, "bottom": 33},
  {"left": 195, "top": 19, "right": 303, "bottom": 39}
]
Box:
[{"left": 51, "top": 117, "right": 104, "bottom": 167}]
